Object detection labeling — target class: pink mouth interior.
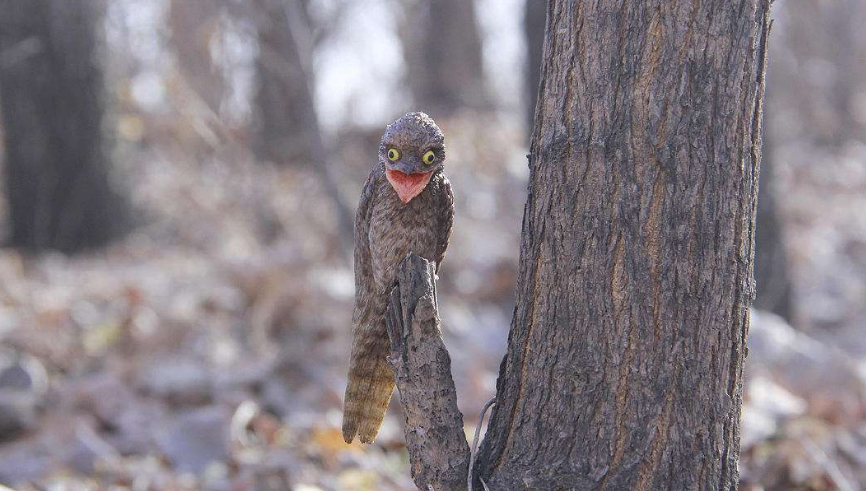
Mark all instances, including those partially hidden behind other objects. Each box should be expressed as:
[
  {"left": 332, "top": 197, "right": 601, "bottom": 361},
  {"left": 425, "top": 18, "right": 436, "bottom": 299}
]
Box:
[{"left": 386, "top": 169, "right": 433, "bottom": 203}]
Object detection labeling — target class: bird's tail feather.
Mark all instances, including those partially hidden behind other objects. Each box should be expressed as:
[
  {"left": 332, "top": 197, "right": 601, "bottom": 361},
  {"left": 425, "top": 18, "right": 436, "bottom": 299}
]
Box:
[{"left": 342, "top": 331, "right": 394, "bottom": 444}]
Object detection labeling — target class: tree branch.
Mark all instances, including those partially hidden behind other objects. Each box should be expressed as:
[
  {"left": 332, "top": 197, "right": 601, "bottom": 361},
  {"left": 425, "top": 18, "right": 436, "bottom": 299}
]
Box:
[{"left": 385, "top": 253, "right": 470, "bottom": 491}]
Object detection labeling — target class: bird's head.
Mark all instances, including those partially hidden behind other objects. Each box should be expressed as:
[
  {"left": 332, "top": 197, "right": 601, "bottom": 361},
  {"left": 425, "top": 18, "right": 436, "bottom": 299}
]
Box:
[{"left": 379, "top": 112, "right": 445, "bottom": 204}]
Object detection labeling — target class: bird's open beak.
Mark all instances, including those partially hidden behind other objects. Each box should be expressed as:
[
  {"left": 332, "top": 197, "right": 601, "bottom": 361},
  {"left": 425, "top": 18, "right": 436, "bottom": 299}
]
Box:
[{"left": 385, "top": 169, "right": 433, "bottom": 203}]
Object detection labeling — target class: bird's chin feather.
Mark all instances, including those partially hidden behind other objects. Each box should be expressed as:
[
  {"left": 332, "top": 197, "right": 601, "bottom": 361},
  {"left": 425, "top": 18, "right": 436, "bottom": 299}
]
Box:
[{"left": 385, "top": 169, "right": 433, "bottom": 203}]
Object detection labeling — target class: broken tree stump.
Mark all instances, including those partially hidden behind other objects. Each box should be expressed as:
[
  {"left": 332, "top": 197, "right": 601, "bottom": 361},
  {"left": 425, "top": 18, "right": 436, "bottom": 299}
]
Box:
[{"left": 385, "top": 253, "right": 471, "bottom": 491}]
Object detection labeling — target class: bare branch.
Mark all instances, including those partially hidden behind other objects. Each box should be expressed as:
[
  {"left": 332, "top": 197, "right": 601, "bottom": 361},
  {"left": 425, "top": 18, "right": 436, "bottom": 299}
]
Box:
[{"left": 385, "top": 253, "right": 470, "bottom": 491}]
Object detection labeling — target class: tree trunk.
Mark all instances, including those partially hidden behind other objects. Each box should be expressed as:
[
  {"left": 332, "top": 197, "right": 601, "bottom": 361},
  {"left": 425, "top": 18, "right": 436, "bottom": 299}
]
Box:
[
  {"left": 753, "top": 116, "right": 792, "bottom": 321},
  {"left": 250, "top": 0, "right": 321, "bottom": 166},
  {"left": 245, "top": 0, "right": 354, "bottom": 250},
  {"left": 474, "top": 1, "right": 771, "bottom": 489},
  {"left": 168, "top": 0, "right": 226, "bottom": 114},
  {"left": 401, "top": 0, "right": 488, "bottom": 116},
  {"left": 771, "top": 0, "right": 865, "bottom": 148},
  {"left": 524, "top": 0, "right": 547, "bottom": 134},
  {"left": 0, "top": 0, "right": 125, "bottom": 253}
]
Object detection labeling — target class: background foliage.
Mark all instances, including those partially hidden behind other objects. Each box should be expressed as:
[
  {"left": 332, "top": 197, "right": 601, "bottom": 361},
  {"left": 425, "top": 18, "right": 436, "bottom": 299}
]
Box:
[{"left": 0, "top": 0, "right": 864, "bottom": 489}]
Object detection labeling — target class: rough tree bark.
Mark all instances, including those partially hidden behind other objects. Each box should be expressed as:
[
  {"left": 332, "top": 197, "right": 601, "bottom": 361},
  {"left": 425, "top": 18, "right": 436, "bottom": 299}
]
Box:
[
  {"left": 471, "top": 0, "right": 771, "bottom": 489},
  {"left": 401, "top": 0, "right": 488, "bottom": 116},
  {"left": 0, "top": 0, "right": 125, "bottom": 253},
  {"left": 386, "top": 254, "right": 470, "bottom": 491}
]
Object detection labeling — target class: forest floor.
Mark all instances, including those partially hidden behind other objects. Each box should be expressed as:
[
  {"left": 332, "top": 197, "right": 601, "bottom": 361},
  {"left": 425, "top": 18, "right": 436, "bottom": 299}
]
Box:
[{"left": 0, "top": 113, "right": 864, "bottom": 490}]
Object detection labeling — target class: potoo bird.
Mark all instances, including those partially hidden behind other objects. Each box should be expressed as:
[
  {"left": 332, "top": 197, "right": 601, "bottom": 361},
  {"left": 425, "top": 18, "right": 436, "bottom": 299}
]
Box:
[{"left": 342, "top": 112, "right": 454, "bottom": 444}]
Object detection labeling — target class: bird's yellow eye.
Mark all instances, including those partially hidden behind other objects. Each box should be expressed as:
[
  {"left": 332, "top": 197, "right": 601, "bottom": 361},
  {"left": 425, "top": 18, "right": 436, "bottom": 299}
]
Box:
[
  {"left": 422, "top": 150, "right": 436, "bottom": 165},
  {"left": 387, "top": 148, "right": 400, "bottom": 161}
]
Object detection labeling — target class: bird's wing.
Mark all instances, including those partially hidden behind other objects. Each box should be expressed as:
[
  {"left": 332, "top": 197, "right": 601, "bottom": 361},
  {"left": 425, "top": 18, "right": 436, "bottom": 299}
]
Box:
[
  {"left": 352, "top": 168, "right": 378, "bottom": 326},
  {"left": 435, "top": 175, "right": 454, "bottom": 272},
  {"left": 343, "top": 167, "right": 395, "bottom": 444}
]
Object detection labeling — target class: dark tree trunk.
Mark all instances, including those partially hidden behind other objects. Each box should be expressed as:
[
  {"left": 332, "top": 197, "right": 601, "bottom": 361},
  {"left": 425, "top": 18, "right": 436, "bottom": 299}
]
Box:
[
  {"left": 401, "top": 0, "right": 488, "bottom": 116},
  {"left": 524, "top": 0, "right": 547, "bottom": 134},
  {"left": 473, "top": 1, "right": 771, "bottom": 489},
  {"left": 250, "top": 0, "right": 321, "bottom": 166},
  {"left": 0, "top": 0, "right": 125, "bottom": 253},
  {"left": 246, "top": 0, "right": 354, "bottom": 250}
]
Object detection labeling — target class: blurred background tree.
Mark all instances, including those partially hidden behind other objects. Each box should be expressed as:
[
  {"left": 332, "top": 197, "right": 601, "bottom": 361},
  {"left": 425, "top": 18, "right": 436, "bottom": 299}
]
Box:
[
  {"left": 0, "top": 0, "right": 126, "bottom": 253},
  {"left": 246, "top": 0, "right": 354, "bottom": 246},
  {"left": 762, "top": 0, "right": 866, "bottom": 335},
  {"left": 400, "top": 0, "right": 489, "bottom": 117},
  {"left": 754, "top": 118, "right": 793, "bottom": 322},
  {"left": 168, "top": 0, "right": 226, "bottom": 115},
  {"left": 523, "top": 0, "right": 546, "bottom": 133},
  {"left": 248, "top": 0, "right": 320, "bottom": 166}
]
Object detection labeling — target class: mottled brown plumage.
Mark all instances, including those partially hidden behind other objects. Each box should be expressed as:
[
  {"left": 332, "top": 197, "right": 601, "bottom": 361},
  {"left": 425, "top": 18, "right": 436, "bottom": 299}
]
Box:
[{"left": 342, "top": 112, "right": 454, "bottom": 444}]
